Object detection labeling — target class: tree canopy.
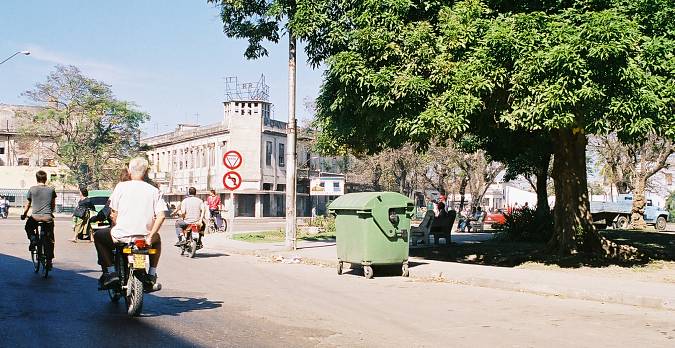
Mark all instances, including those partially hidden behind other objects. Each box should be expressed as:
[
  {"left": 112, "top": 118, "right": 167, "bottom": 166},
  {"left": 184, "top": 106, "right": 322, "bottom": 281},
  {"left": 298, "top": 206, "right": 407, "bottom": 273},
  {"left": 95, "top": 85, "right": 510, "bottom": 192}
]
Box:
[
  {"left": 291, "top": 0, "right": 675, "bottom": 254},
  {"left": 20, "top": 65, "right": 148, "bottom": 188}
]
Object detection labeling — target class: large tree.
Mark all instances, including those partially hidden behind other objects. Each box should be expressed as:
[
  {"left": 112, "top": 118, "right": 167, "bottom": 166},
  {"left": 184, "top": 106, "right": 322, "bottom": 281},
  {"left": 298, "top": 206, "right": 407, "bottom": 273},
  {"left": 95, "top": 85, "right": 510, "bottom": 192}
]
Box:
[
  {"left": 20, "top": 65, "right": 147, "bottom": 188},
  {"left": 293, "top": 0, "right": 675, "bottom": 254}
]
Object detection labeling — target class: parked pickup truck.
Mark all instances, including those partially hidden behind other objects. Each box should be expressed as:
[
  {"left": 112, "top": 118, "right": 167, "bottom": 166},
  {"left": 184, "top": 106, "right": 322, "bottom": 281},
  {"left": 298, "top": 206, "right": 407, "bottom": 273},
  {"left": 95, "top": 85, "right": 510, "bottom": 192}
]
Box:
[{"left": 590, "top": 196, "right": 669, "bottom": 231}]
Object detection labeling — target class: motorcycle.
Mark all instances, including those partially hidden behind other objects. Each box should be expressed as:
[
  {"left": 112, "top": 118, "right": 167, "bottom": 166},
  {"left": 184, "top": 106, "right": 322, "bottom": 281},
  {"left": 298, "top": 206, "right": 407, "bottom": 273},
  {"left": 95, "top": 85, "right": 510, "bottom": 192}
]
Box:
[
  {"left": 178, "top": 223, "right": 202, "bottom": 258},
  {"left": 0, "top": 204, "right": 8, "bottom": 219},
  {"left": 103, "top": 236, "right": 160, "bottom": 317}
]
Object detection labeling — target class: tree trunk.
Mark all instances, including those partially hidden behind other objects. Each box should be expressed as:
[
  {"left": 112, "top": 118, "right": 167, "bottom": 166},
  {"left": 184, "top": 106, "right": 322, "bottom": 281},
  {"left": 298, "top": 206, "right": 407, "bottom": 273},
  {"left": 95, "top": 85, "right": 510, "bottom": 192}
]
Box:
[
  {"left": 458, "top": 176, "right": 468, "bottom": 211},
  {"left": 548, "top": 128, "right": 603, "bottom": 255},
  {"left": 630, "top": 179, "right": 647, "bottom": 229},
  {"left": 535, "top": 157, "right": 551, "bottom": 217}
]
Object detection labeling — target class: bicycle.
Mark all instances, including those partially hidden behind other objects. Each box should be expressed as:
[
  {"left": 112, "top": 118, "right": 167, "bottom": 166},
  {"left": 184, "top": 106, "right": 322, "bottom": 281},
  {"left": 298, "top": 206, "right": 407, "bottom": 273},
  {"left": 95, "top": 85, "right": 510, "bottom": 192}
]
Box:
[
  {"left": 207, "top": 211, "right": 227, "bottom": 234},
  {"left": 28, "top": 220, "right": 53, "bottom": 278}
]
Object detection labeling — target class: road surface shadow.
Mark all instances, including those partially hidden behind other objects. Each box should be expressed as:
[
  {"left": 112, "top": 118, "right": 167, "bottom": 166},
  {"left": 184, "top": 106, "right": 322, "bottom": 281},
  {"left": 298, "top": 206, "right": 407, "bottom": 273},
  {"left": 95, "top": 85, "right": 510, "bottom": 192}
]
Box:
[
  {"left": 194, "top": 252, "right": 230, "bottom": 258},
  {"left": 409, "top": 230, "right": 675, "bottom": 269},
  {"left": 141, "top": 296, "right": 223, "bottom": 317},
  {"left": 0, "top": 252, "right": 215, "bottom": 348}
]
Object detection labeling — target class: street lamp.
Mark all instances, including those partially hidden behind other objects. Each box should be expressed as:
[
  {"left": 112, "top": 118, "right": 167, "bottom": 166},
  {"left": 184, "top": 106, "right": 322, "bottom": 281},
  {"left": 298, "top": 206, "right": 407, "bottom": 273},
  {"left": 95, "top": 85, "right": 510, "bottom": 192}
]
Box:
[{"left": 0, "top": 50, "right": 30, "bottom": 65}]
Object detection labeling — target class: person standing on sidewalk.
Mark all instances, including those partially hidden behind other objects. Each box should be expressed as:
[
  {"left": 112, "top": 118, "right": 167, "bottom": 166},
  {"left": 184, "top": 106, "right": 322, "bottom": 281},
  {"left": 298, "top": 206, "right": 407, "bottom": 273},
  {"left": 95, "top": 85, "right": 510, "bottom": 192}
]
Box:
[
  {"left": 206, "top": 189, "right": 223, "bottom": 230},
  {"left": 71, "top": 187, "right": 96, "bottom": 242}
]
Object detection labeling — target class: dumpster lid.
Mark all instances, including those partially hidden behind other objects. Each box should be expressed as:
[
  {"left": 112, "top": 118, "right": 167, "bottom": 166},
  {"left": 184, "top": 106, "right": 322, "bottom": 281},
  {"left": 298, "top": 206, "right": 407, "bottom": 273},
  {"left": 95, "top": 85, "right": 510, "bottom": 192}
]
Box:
[{"left": 328, "top": 192, "right": 412, "bottom": 211}]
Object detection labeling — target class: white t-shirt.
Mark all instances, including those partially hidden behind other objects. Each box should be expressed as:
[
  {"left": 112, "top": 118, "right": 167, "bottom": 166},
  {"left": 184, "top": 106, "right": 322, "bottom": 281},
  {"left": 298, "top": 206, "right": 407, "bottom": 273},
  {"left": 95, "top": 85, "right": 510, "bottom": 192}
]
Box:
[
  {"left": 179, "top": 196, "right": 204, "bottom": 224},
  {"left": 109, "top": 180, "right": 167, "bottom": 239}
]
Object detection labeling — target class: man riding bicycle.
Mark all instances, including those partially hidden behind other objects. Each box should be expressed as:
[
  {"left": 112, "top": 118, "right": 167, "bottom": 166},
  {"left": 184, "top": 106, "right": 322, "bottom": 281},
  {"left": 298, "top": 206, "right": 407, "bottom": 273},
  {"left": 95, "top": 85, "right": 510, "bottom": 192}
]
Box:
[
  {"left": 94, "top": 157, "right": 167, "bottom": 289},
  {"left": 21, "top": 170, "right": 57, "bottom": 270},
  {"left": 206, "top": 189, "right": 223, "bottom": 230},
  {"left": 174, "top": 187, "right": 206, "bottom": 246}
]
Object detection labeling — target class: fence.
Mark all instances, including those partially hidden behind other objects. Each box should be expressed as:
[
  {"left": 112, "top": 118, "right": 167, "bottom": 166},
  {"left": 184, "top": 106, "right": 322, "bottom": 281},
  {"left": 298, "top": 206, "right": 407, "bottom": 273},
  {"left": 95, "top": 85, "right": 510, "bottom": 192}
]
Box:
[{"left": 0, "top": 188, "right": 79, "bottom": 212}]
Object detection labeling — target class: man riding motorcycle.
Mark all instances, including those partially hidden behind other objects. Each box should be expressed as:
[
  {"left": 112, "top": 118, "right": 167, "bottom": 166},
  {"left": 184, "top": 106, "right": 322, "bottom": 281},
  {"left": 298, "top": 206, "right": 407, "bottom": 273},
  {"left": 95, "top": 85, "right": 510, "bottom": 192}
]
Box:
[
  {"left": 93, "top": 157, "right": 167, "bottom": 289},
  {"left": 174, "top": 187, "right": 206, "bottom": 246}
]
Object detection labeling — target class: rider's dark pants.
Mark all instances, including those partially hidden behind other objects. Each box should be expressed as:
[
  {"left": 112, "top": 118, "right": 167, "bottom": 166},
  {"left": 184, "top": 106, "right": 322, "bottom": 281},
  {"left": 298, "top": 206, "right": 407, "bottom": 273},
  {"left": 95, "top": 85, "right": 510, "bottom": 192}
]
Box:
[
  {"left": 25, "top": 217, "right": 55, "bottom": 260},
  {"left": 93, "top": 228, "right": 114, "bottom": 268}
]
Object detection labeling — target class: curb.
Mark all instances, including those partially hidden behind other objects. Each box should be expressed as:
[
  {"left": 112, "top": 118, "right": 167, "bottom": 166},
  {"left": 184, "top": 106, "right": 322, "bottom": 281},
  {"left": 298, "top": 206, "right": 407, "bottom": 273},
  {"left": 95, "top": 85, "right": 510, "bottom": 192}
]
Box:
[{"left": 206, "top": 242, "right": 675, "bottom": 312}]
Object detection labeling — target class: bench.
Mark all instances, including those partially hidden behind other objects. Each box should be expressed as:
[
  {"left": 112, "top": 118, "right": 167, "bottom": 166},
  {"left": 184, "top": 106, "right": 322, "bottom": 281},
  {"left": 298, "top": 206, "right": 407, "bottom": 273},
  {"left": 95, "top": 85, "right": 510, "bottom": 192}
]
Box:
[
  {"left": 409, "top": 210, "right": 434, "bottom": 248},
  {"left": 469, "top": 213, "right": 486, "bottom": 232},
  {"left": 431, "top": 210, "right": 456, "bottom": 244}
]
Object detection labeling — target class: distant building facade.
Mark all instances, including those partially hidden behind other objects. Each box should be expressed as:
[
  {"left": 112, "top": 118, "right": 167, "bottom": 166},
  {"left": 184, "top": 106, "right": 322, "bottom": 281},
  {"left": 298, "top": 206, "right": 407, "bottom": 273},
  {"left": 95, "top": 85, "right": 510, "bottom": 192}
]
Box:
[{"left": 0, "top": 104, "right": 77, "bottom": 209}]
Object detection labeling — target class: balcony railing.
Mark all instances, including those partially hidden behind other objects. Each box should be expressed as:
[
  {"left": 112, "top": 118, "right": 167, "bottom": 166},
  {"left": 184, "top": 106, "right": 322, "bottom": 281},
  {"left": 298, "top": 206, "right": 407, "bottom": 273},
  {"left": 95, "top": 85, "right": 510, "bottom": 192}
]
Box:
[{"left": 143, "top": 123, "right": 229, "bottom": 146}]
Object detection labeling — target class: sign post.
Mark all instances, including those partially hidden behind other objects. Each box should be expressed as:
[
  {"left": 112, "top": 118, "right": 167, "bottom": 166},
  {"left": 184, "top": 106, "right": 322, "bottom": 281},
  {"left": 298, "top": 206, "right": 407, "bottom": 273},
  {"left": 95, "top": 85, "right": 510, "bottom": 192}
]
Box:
[{"left": 223, "top": 151, "right": 243, "bottom": 237}]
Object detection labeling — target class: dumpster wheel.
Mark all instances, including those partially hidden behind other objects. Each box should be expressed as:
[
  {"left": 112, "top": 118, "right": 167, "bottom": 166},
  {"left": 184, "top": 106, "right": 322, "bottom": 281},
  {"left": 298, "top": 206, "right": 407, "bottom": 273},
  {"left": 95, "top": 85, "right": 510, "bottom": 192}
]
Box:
[
  {"left": 402, "top": 262, "right": 409, "bottom": 277},
  {"left": 363, "top": 265, "right": 374, "bottom": 279},
  {"left": 337, "top": 261, "right": 343, "bottom": 275}
]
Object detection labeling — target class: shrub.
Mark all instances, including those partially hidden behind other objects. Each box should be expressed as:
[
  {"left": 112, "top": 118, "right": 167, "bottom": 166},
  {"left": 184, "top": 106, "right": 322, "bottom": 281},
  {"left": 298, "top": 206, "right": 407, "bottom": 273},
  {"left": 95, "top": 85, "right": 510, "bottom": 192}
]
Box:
[
  {"left": 501, "top": 208, "right": 553, "bottom": 243},
  {"left": 307, "top": 215, "right": 336, "bottom": 235}
]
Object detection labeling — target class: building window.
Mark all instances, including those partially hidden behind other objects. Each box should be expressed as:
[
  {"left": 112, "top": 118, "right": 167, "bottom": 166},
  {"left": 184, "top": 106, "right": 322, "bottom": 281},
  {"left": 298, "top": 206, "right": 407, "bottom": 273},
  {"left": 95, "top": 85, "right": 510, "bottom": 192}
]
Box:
[
  {"left": 278, "top": 143, "right": 285, "bottom": 167},
  {"left": 0, "top": 147, "right": 4, "bottom": 154},
  {"left": 266, "top": 141, "right": 273, "bottom": 166},
  {"left": 17, "top": 157, "right": 29, "bottom": 166},
  {"left": 262, "top": 183, "right": 272, "bottom": 191},
  {"left": 667, "top": 173, "right": 673, "bottom": 186},
  {"left": 277, "top": 184, "right": 286, "bottom": 191}
]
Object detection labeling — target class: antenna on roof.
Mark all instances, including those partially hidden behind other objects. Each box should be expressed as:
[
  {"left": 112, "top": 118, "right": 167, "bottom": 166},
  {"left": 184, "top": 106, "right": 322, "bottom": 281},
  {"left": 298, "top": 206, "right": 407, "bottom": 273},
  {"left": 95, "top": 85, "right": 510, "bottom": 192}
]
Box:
[{"left": 224, "top": 74, "right": 269, "bottom": 102}]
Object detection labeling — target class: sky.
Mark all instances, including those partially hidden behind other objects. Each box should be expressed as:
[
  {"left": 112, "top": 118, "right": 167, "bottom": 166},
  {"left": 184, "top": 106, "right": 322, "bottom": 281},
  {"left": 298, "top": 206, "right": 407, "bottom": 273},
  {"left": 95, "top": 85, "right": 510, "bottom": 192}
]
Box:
[{"left": 0, "top": 0, "right": 324, "bottom": 136}]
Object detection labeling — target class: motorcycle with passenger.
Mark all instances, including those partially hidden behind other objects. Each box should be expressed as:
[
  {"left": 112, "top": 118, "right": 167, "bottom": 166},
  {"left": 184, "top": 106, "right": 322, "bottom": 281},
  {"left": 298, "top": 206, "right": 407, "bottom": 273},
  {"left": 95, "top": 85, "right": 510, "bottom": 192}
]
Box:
[{"left": 101, "top": 236, "right": 161, "bottom": 317}]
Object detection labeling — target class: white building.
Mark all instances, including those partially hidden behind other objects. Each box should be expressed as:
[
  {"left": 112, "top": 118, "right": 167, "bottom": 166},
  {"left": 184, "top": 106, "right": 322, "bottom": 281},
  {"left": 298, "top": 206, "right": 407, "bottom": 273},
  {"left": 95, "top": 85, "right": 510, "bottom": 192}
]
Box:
[
  {"left": 143, "top": 98, "right": 315, "bottom": 217},
  {"left": 0, "top": 104, "right": 77, "bottom": 209}
]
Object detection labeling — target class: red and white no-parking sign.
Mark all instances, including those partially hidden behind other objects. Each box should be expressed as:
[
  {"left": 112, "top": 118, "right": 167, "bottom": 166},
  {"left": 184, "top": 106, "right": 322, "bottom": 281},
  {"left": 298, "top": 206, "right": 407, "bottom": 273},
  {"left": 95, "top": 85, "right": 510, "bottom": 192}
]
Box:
[
  {"left": 223, "top": 171, "right": 242, "bottom": 191},
  {"left": 223, "top": 150, "right": 242, "bottom": 170}
]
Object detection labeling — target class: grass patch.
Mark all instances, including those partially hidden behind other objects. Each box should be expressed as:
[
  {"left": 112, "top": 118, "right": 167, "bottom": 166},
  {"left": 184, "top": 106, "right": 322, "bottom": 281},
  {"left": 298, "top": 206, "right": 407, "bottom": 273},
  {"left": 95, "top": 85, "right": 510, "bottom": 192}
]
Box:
[
  {"left": 232, "top": 229, "right": 336, "bottom": 243},
  {"left": 233, "top": 230, "right": 285, "bottom": 243},
  {"left": 410, "top": 229, "right": 675, "bottom": 269}
]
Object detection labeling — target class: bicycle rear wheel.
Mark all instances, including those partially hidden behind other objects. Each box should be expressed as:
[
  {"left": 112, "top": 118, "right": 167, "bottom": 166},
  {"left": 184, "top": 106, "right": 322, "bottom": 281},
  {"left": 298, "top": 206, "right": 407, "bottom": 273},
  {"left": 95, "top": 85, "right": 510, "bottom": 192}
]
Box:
[
  {"left": 39, "top": 243, "right": 49, "bottom": 278},
  {"left": 31, "top": 249, "right": 39, "bottom": 273}
]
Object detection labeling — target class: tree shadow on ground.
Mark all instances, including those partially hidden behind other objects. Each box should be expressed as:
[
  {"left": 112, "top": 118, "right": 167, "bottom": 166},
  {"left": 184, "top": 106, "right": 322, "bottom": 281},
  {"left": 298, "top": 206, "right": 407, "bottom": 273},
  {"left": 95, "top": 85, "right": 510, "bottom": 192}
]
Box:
[{"left": 409, "top": 230, "right": 675, "bottom": 269}]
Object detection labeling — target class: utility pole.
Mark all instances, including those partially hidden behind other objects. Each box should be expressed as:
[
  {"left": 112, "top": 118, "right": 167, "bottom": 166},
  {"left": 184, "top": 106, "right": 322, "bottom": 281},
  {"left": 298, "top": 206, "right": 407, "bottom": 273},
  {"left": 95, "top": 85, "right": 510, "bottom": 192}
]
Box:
[{"left": 285, "top": 30, "right": 298, "bottom": 250}]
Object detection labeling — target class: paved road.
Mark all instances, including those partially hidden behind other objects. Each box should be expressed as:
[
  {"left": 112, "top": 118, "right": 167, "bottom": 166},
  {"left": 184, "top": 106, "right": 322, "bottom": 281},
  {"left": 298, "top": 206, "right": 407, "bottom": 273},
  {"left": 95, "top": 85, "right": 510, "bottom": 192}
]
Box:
[{"left": 1, "top": 218, "right": 674, "bottom": 347}]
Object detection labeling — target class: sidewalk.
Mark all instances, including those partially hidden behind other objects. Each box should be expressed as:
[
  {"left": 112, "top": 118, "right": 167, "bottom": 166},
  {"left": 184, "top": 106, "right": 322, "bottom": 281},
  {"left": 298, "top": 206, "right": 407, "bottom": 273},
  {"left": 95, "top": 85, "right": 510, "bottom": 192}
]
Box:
[{"left": 203, "top": 232, "right": 675, "bottom": 311}]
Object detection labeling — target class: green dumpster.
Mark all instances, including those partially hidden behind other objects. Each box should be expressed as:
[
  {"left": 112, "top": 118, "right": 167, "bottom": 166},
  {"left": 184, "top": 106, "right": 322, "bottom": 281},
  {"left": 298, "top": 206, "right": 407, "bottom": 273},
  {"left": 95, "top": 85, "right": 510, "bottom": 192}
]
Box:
[{"left": 328, "top": 192, "right": 414, "bottom": 279}]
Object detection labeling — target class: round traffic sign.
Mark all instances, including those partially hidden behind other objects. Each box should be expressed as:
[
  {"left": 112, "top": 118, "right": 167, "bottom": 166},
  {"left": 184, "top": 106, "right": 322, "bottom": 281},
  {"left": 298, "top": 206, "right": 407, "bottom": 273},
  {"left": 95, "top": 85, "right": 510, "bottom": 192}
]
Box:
[
  {"left": 223, "top": 171, "right": 242, "bottom": 191},
  {"left": 223, "top": 150, "right": 242, "bottom": 170}
]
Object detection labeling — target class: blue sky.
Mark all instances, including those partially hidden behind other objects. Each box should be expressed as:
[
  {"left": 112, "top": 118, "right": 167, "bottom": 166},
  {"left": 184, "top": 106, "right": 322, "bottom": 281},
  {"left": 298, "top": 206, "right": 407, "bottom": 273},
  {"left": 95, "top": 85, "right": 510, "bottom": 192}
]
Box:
[{"left": 0, "top": 0, "right": 324, "bottom": 136}]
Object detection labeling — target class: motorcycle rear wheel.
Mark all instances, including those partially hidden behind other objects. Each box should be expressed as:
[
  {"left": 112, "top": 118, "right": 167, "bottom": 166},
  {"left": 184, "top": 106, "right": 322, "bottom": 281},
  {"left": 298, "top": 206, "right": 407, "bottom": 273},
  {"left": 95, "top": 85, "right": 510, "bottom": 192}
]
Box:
[
  {"left": 188, "top": 239, "right": 197, "bottom": 258},
  {"left": 125, "top": 274, "right": 144, "bottom": 317}
]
